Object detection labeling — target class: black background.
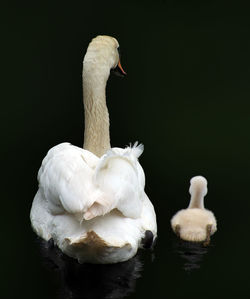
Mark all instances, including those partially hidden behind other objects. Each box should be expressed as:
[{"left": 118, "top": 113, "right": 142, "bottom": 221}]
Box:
[{"left": 2, "top": 1, "right": 250, "bottom": 298}]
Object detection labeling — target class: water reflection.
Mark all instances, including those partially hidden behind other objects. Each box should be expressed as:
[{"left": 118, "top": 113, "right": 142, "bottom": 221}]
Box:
[
  {"left": 38, "top": 239, "right": 143, "bottom": 299},
  {"left": 172, "top": 238, "right": 210, "bottom": 272}
]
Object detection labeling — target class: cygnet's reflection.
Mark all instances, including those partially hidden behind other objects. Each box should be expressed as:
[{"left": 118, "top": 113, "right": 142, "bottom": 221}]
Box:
[
  {"left": 38, "top": 239, "right": 143, "bottom": 299},
  {"left": 173, "top": 238, "right": 210, "bottom": 272}
]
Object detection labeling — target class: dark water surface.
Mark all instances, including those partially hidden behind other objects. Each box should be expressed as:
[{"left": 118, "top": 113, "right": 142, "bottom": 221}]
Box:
[{"left": 2, "top": 1, "right": 250, "bottom": 298}]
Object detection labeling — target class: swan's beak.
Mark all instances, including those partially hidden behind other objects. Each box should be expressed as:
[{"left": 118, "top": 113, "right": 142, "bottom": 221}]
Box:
[
  {"left": 112, "top": 60, "right": 127, "bottom": 77},
  {"left": 117, "top": 60, "right": 126, "bottom": 75}
]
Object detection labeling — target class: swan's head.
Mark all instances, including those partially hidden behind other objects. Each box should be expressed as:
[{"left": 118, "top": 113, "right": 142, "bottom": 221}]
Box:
[
  {"left": 83, "top": 35, "right": 126, "bottom": 78},
  {"left": 189, "top": 176, "right": 208, "bottom": 197}
]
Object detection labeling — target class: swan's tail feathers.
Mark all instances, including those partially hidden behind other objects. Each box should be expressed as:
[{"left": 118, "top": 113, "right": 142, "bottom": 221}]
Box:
[{"left": 83, "top": 195, "right": 112, "bottom": 220}]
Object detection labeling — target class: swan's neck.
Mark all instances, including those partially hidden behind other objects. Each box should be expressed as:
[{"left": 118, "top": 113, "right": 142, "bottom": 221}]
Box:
[
  {"left": 188, "top": 190, "right": 204, "bottom": 209},
  {"left": 82, "top": 65, "right": 111, "bottom": 157}
]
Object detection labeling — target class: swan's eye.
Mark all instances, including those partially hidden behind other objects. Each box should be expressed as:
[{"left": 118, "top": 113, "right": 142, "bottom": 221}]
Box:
[{"left": 117, "top": 47, "right": 120, "bottom": 56}]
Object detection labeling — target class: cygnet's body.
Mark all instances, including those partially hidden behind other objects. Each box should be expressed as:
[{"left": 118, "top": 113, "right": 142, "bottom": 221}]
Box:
[{"left": 171, "top": 176, "right": 217, "bottom": 244}]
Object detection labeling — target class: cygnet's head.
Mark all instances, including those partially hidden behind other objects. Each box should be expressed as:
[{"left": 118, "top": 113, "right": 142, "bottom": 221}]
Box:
[
  {"left": 83, "top": 35, "right": 126, "bottom": 77},
  {"left": 189, "top": 176, "right": 208, "bottom": 197}
]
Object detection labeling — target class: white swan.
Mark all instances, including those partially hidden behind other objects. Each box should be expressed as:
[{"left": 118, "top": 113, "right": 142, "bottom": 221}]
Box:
[
  {"left": 171, "top": 176, "right": 216, "bottom": 245},
  {"left": 30, "top": 35, "right": 157, "bottom": 264}
]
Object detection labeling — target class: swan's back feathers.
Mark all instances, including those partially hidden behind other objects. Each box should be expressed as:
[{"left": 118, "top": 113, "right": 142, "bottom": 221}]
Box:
[
  {"left": 37, "top": 142, "right": 145, "bottom": 222},
  {"left": 85, "top": 144, "right": 145, "bottom": 220},
  {"left": 127, "top": 142, "right": 144, "bottom": 159},
  {"left": 38, "top": 143, "right": 99, "bottom": 215}
]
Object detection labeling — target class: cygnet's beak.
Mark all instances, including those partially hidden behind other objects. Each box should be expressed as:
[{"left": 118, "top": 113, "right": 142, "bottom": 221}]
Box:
[{"left": 112, "top": 60, "right": 127, "bottom": 77}]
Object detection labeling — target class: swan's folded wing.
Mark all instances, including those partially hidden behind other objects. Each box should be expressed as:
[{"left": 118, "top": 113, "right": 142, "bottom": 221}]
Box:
[
  {"left": 38, "top": 143, "right": 98, "bottom": 215},
  {"left": 84, "top": 144, "right": 145, "bottom": 220}
]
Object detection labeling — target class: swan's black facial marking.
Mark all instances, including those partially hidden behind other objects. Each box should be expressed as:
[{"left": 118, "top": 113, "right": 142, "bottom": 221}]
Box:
[
  {"left": 111, "top": 46, "right": 126, "bottom": 77},
  {"left": 111, "top": 65, "right": 126, "bottom": 77}
]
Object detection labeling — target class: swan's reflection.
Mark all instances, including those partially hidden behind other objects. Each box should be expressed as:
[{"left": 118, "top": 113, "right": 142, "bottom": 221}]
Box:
[
  {"left": 38, "top": 239, "right": 143, "bottom": 299},
  {"left": 172, "top": 238, "right": 210, "bottom": 272}
]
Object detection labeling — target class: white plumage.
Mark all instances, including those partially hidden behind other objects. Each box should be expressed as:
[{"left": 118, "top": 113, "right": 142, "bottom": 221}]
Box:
[
  {"left": 171, "top": 176, "right": 216, "bottom": 244},
  {"left": 30, "top": 36, "right": 157, "bottom": 264}
]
